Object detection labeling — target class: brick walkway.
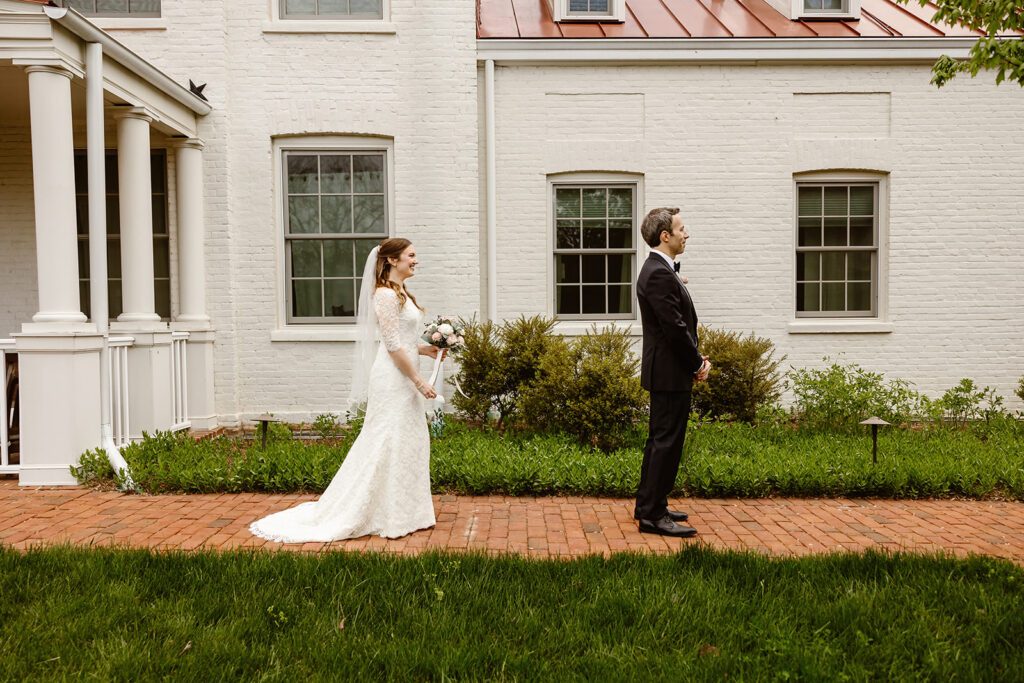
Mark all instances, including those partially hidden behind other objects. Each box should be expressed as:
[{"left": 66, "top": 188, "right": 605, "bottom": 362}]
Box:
[{"left": 2, "top": 479, "right": 1023, "bottom": 562}]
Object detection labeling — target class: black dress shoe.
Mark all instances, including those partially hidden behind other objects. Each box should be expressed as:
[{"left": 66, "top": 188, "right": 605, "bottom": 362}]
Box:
[
  {"left": 667, "top": 510, "right": 689, "bottom": 523},
  {"left": 638, "top": 515, "right": 697, "bottom": 538}
]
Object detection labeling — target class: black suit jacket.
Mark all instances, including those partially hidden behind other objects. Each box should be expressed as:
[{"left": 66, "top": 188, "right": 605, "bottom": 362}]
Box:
[{"left": 637, "top": 252, "right": 704, "bottom": 392}]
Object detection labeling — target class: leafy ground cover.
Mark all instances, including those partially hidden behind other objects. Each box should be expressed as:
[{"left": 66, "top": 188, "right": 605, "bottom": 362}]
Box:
[
  {"left": 75, "top": 418, "right": 1024, "bottom": 499},
  {"left": 1, "top": 545, "right": 1021, "bottom": 681}
]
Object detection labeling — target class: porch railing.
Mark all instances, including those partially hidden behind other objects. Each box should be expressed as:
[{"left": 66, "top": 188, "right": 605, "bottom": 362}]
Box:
[
  {"left": 108, "top": 336, "right": 133, "bottom": 448},
  {"left": 171, "top": 331, "right": 190, "bottom": 432},
  {"left": 1, "top": 339, "right": 16, "bottom": 474}
]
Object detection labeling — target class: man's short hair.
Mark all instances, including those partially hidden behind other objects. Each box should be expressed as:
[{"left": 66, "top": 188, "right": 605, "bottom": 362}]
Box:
[{"left": 640, "top": 207, "right": 681, "bottom": 248}]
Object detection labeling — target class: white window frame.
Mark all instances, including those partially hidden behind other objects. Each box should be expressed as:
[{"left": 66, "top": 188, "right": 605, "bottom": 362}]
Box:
[
  {"left": 548, "top": 173, "right": 641, "bottom": 329},
  {"left": 794, "top": 0, "right": 860, "bottom": 21},
  {"left": 272, "top": 135, "right": 395, "bottom": 342},
  {"left": 264, "top": 0, "right": 395, "bottom": 34},
  {"left": 549, "top": 0, "right": 624, "bottom": 23},
  {"left": 789, "top": 171, "right": 891, "bottom": 334},
  {"left": 59, "top": 0, "right": 161, "bottom": 18}
]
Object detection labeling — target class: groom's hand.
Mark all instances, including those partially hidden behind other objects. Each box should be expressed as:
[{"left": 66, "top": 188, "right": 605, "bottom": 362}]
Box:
[{"left": 695, "top": 356, "right": 711, "bottom": 382}]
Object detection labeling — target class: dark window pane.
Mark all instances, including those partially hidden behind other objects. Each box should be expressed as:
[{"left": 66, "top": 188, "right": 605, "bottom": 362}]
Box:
[
  {"left": 797, "top": 282, "right": 819, "bottom": 312},
  {"left": 849, "top": 217, "right": 874, "bottom": 246},
  {"left": 77, "top": 240, "right": 90, "bottom": 278},
  {"left": 582, "top": 220, "right": 606, "bottom": 249},
  {"left": 108, "top": 240, "right": 121, "bottom": 279},
  {"left": 325, "top": 279, "right": 356, "bottom": 317},
  {"left": 823, "top": 186, "right": 848, "bottom": 216},
  {"left": 153, "top": 238, "right": 169, "bottom": 278},
  {"left": 849, "top": 186, "right": 873, "bottom": 215},
  {"left": 556, "top": 220, "right": 580, "bottom": 249},
  {"left": 320, "top": 154, "right": 351, "bottom": 194},
  {"left": 848, "top": 251, "right": 871, "bottom": 280},
  {"left": 556, "top": 255, "right": 580, "bottom": 284},
  {"left": 321, "top": 195, "right": 353, "bottom": 233},
  {"left": 154, "top": 279, "right": 170, "bottom": 319},
  {"left": 130, "top": 0, "right": 160, "bottom": 13},
  {"left": 581, "top": 254, "right": 605, "bottom": 283},
  {"left": 557, "top": 286, "right": 579, "bottom": 315},
  {"left": 581, "top": 286, "right": 605, "bottom": 314},
  {"left": 292, "top": 280, "right": 322, "bottom": 318},
  {"left": 80, "top": 281, "right": 91, "bottom": 319},
  {"left": 556, "top": 188, "right": 580, "bottom": 218},
  {"left": 352, "top": 155, "right": 384, "bottom": 194},
  {"left": 318, "top": 0, "right": 349, "bottom": 15},
  {"left": 284, "top": 0, "right": 316, "bottom": 15},
  {"left": 797, "top": 186, "right": 821, "bottom": 216},
  {"left": 288, "top": 196, "right": 319, "bottom": 234},
  {"left": 152, "top": 195, "right": 167, "bottom": 235},
  {"left": 74, "top": 154, "right": 87, "bottom": 193},
  {"left": 607, "top": 254, "right": 630, "bottom": 283},
  {"left": 353, "top": 195, "right": 385, "bottom": 233},
  {"left": 798, "top": 217, "right": 821, "bottom": 247},
  {"left": 607, "top": 188, "right": 632, "bottom": 217},
  {"left": 323, "top": 240, "right": 354, "bottom": 278},
  {"left": 287, "top": 155, "right": 318, "bottom": 194},
  {"left": 848, "top": 282, "right": 871, "bottom": 311},
  {"left": 350, "top": 0, "right": 381, "bottom": 15},
  {"left": 108, "top": 279, "right": 122, "bottom": 318},
  {"left": 821, "top": 252, "right": 844, "bottom": 281},
  {"left": 822, "top": 282, "right": 845, "bottom": 311},
  {"left": 106, "top": 197, "right": 120, "bottom": 235},
  {"left": 76, "top": 196, "right": 89, "bottom": 235},
  {"left": 354, "top": 240, "right": 377, "bottom": 281},
  {"left": 105, "top": 154, "right": 118, "bottom": 193},
  {"left": 823, "top": 217, "right": 846, "bottom": 246},
  {"left": 581, "top": 188, "right": 606, "bottom": 218},
  {"left": 607, "top": 285, "right": 631, "bottom": 314},
  {"left": 291, "top": 240, "right": 322, "bottom": 278},
  {"left": 150, "top": 153, "right": 165, "bottom": 191},
  {"left": 97, "top": 0, "right": 129, "bottom": 14},
  {"left": 608, "top": 218, "right": 632, "bottom": 248},
  {"left": 796, "top": 252, "right": 819, "bottom": 281}
]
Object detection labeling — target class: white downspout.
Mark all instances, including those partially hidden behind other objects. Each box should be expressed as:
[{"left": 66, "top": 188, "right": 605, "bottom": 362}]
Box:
[
  {"left": 86, "top": 42, "right": 134, "bottom": 489},
  {"left": 485, "top": 59, "right": 498, "bottom": 320}
]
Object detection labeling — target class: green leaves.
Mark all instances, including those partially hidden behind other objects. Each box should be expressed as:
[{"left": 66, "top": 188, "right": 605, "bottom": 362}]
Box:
[{"left": 691, "top": 326, "right": 786, "bottom": 423}]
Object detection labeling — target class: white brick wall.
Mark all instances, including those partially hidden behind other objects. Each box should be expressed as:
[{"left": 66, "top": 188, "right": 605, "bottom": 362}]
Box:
[
  {"left": 0, "top": 127, "right": 38, "bottom": 337},
  {"left": 490, "top": 64, "right": 1024, "bottom": 408}
]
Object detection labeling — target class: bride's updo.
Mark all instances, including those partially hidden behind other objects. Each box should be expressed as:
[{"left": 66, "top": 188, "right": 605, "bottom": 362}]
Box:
[{"left": 374, "top": 237, "right": 424, "bottom": 311}]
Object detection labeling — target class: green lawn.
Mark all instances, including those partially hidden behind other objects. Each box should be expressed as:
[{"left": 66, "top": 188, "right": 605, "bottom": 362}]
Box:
[
  {"left": 77, "top": 419, "right": 1024, "bottom": 499},
  {"left": 1, "top": 545, "right": 1021, "bottom": 680}
]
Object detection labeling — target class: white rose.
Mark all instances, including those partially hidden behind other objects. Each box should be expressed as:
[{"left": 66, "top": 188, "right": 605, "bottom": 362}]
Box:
[{"left": 437, "top": 323, "right": 454, "bottom": 336}]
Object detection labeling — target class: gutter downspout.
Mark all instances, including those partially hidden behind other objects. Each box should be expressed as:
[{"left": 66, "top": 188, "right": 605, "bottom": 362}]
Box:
[
  {"left": 485, "top": 59, "right": 497, "bottom": 320},
  {"left": 86, "top": 42, "right": 135, "bottom": 489}
]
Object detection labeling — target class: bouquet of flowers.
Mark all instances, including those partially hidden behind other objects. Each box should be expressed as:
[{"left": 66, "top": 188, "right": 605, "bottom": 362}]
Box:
[{"left": 422, "top": 316, "right": 466, "bottom": 399}]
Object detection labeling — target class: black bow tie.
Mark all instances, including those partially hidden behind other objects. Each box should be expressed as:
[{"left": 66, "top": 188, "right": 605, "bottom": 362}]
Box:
[{"left": 673, "top": 261, "right": 680, "bottom": 273}]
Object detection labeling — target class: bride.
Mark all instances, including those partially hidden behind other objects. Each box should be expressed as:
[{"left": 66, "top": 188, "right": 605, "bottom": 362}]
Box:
[{"left": 249, "top": 237, "right": 444, "bottom": 543}]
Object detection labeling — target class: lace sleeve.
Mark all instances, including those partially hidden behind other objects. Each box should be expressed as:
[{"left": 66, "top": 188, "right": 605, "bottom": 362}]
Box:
[{"left": 373, "top": 288, "right": 403, "bottom": 352}]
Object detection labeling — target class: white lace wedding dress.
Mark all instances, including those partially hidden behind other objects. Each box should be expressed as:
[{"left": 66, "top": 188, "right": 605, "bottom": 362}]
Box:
[{"left": 249, "top": 287, "right": 435, "bottom": 542}]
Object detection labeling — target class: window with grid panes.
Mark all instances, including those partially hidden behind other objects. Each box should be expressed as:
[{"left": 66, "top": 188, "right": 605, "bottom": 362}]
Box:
[
  {"left": 796, "top": 183, "right": 877, "bottom": 317},
  {"left": 74, "top": 150, "right": 170, "bottom": 321},
  {"left": 567, "top": 0, "right": 610, "bottom": 15},
  {"left": 60, "top": 1, "right": 160, "bottom": 17},
  {"left": 802, "top": 0, "right": 846, "bottom": 11},
  {"left": 285, "top": 151, "right": 387, "bottom": 322},
  {"left": 553, "top": 185, "right": 636, "bottom": 319},
  {"left": 281, "top": 0, "right": 383, "bottom": 19}
]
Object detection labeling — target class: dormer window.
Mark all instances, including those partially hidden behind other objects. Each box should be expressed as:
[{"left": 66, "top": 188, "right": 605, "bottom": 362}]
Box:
[
  {"left": 550, "top": 0, "right": 624, "bottom": 23},
  {"left": 796, "top": 0, "right": 860, "bottom": 19},
  {"left": 803, "top": 0, "right": 845, "bottom": 13}
]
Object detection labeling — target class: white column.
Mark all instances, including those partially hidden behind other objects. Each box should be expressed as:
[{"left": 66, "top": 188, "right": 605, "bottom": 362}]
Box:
[
  {"left": 25, "top": 65, "right": 86, "bottom": 325},
  {"left": 172, "top": 139, "right": 209, "bottom": 323},
  {"left": 115, "top": 107, "right": 160, "bottom": 324}
]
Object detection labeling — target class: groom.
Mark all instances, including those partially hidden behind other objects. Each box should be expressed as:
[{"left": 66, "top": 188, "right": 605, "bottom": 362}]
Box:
[{"left": 634, "top": 207, "right": 709, "bottom": 538}]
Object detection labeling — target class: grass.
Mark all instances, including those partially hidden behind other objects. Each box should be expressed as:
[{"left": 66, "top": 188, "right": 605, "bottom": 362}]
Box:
[
  {"left": 1, "top": 545, "right": 1022, "bottom": 681},
  {"left": 76, "top": 418, "right": 1024, "bottom": 500}
]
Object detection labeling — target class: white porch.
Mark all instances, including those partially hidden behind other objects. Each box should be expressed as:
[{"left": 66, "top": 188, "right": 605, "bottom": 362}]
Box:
[{"left": 0, "top": 0, "right": 214, "bottom": 485}]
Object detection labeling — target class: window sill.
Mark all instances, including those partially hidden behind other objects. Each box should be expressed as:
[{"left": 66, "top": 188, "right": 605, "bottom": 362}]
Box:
[
  {"left": 89, "top": 18, "right": 167, "bottom": 31},
  {"left": 554, "top": 320, "right": 641, "bottom": 337},
  {"left": 271, "top": 327, "right": 359, "bottom": 342},
  {"left": 262, "top": 20, "right": 396, "bottom": 34},
  {"left": 797, "top": 13, "right": 859, "bottom": 20},
  {"left": 787, "top": 320, "right": 893, "bottom": 334}
]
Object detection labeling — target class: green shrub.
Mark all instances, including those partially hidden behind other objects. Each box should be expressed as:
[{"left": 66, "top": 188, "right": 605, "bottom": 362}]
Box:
[
  {"left": 449, "top": 315, "right": 559, "bottom": 429},
  {"left": 928, "top": 379, "right": 1005, "bottom": 430},
  {"left": 789, "top": 358, "right": 923, "bottom": 433},
  {"left": 1015, "top": 375, "right": 1024, "bottom": 406},
  {"left": 70, "top": 447, "right": 114, "bottom": 486},
  {"left": 518, "top": 325, "right": 648, "bottom": 451},
  {"left": 690, "top": 327, "right": 785, "bottom": 423}
]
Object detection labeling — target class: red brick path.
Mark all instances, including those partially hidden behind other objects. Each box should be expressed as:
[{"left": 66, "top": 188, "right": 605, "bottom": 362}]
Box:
[{"left": 2, "top": 479, "right": 1023, "bottom": 561}]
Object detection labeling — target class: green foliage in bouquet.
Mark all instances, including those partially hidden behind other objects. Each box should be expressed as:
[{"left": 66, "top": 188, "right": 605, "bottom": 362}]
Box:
[
  {"left": 518, "top": 325, "right": 648, "bottom": 452},
  {"left": 449, "top": 315, "right": 559, "bottom": 429},
  {"left": 690, "top": 326, "right": 785, "bottom": 423},
  {"left": 790, "top": 358, "right": 923, "bottom": 433}
]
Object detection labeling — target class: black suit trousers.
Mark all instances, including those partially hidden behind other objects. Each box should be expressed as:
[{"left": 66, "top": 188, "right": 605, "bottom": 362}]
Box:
[{"left": 635, "top": 390, "right": 692, "bottom": 521}]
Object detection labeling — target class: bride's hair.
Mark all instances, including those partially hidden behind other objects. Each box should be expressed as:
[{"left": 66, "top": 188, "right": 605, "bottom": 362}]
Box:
[{"left": 374, "top": 237, "right": 424, "bottom": 311}]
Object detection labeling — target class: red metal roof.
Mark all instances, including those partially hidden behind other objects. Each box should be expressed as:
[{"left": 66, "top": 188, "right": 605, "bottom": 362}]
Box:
[{"left": 477, "top": 0, "right": 986, "bottom": 38}]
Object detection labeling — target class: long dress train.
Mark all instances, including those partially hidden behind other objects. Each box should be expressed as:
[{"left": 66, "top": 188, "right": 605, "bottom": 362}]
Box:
[{"left": 249, "top": 287, "right": 435, "bottom": 542}]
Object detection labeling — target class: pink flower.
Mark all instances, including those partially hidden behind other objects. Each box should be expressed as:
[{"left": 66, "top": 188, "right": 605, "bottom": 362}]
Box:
[
  {"left": 431, "top": 332, "right": 442, "bottom": 341},
  {"left": 457, "top": 336, "right": 465, "bottom": 344},
  {"left": 446, "top": 334, "right": 457, "bottom": 345}
]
